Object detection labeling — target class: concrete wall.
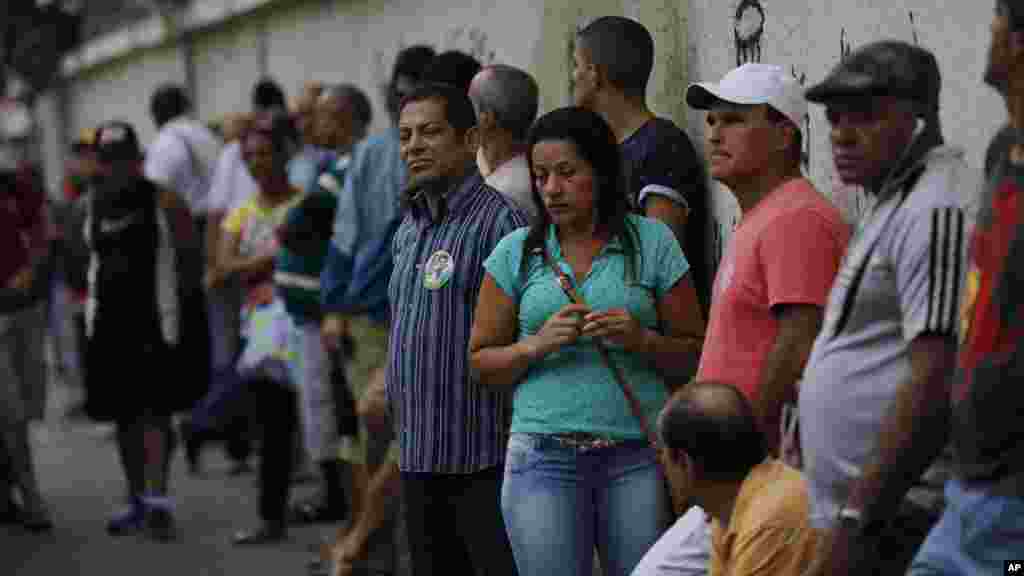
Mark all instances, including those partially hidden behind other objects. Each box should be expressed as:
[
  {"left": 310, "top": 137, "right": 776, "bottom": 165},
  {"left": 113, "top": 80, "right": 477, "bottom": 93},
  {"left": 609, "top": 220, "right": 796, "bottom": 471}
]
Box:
[
  {"left": 48, "top": 0, "right": 1001, "bottom": 279},
  {"left": 686, "top": 0, "right": 1000, "bottom": 269},
  {"left": 66, "top": 43, "right": 186, "bottom": 145}
]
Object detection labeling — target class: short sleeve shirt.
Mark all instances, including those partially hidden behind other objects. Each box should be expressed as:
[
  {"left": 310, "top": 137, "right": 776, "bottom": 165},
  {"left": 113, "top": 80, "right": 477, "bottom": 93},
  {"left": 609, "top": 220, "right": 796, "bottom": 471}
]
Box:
[
  {"left": 484, "top": 214, "right": 689, "bottom": 438},
  {"left": 953, "top": 128, "right": 1024, "bottom": 491},
  {"left": 144, "top": 117, "right": 221, "bottom": 215},
  {"left": 697, "top": 178, "right": 850, "bottom": 402},
  {"left": 223, "top": 191, "right": 303, "bottom": 309},
  {"left": 799, "top": 147, "right": 969, "bottom": 528},
  {"left": 621, "top": 118, "right": 710, "bottom": 310},
  {"left": 710, "top": 460, "right": 819, "bottom": 576},
  {"left": 207, "top": 141, "right": 258, "bottom": 215}
]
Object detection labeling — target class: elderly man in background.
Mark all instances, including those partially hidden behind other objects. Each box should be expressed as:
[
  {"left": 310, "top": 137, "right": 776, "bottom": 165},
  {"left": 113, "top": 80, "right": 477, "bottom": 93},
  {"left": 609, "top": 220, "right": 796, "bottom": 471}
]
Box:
[
  {"left": 468, "top": 64, "right": 539, "bottom": 219},
  {"left": 318, "top": 44, "right": 436, "bottom": 576},
  {"left": 799, "top": 41, "right": 968, "bottom": 575},
  {"left": 290, "top": 81, "right": 328, "bottom": 192},
  {"left": 279, "top": 83, "right": 373, "bottom": 528}
]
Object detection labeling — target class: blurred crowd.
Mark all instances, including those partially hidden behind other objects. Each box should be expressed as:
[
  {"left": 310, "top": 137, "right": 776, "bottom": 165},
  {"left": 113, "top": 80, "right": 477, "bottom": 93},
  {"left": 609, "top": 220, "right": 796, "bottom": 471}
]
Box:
[{"left": 1, "top": 5, "right": 1023, "bottom": 576}]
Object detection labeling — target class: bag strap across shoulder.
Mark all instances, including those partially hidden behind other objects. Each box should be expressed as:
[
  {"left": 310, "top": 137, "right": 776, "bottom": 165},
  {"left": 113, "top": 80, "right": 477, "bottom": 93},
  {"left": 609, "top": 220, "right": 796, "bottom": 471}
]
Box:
[{"left": 539, "top": 248, "right": 659, "bottom": 449}]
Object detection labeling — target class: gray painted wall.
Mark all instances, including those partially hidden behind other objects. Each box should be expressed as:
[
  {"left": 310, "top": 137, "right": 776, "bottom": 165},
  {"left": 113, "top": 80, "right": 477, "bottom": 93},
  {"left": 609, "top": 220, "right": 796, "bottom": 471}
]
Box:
[
  {"left": 45, "top": 0, "right": 1003, "bottom": 280},
  {"left": 686, "top": 0, "right": 999, "bottom": 269}
]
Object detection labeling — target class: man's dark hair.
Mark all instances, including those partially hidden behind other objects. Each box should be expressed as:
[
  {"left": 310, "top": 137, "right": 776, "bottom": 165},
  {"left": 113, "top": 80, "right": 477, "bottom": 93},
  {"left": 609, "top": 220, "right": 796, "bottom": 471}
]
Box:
[
  {"left": 470, "top": 65, "right": 540, "bottom": 142},
  {"left": 388, "top": 45, "right": 437, "bottom": 118},
  {"left": 657, "top": 381, "right": 768, "bottom": 483},
  {"left": 1001, "top": 0, "right": 1024, "bottom": 30},
  {"left": 391, "top": 45, "right": 437, "bottom": 87},
  {"left": 150, "top": 84, "right": 191, "bottom": 127},
  {"left": 251, "top": 77, "right": 287, "bottom": 111},
  {"left": 424, "top": 50, "right": 482, "bottom": 96},
  {"left": 764, "top": 106, "right": 804, "bottom": 170},
  {"left": 343, "top": 84, "right": 373, "bottom": 140},
  {"left": 576, "top": 16, "right": 655, "bottom": 100},
  {"left": 399, "top": 82, "right": 477, "bottom": 135},
  {"left": 245, "top": 109, "right": 300, "bottom": 161}
]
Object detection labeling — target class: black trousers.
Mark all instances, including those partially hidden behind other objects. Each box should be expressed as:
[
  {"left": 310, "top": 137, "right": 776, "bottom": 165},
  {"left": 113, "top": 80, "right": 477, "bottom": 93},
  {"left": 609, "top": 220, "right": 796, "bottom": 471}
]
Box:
[
  {"left": 254, "top": 379, "right": 298, "bottom": 525},
  {"left": 401, "top": 467, "right": 517, "bottom": 576}
]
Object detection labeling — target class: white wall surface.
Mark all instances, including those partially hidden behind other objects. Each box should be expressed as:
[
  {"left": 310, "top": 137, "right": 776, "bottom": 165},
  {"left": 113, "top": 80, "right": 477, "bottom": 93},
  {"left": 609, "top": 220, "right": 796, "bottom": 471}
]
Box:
[
  {"left": 192, "top": 14, "right": 267, "bottom": 120},
  {"left": 686, "top": 0, "right": 1002, "bottom": 268},
  {"left": 66, "top": 44, "right": 186, "bottom": 145},
  {"left": 53, "top": 0, "right": 1004, "bottom": 278},
  {"left": 262, "top": 0, "right": 542, "bottom": 137}
]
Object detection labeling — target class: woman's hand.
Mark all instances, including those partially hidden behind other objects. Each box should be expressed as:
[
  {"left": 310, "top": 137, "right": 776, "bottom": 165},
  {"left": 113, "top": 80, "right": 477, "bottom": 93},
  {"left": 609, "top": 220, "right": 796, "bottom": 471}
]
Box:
[
  {"left": 7, "top": 266, "right": 34, "bottom": 291},
  {"left": 526, "top": 303, "right": 590, "bottom": 359},
  {"left": 581, "top": 308, "right": 651, "bottom": 353},
  {"left": 203, "top": 266, "right": 229, "bottom": 291}
]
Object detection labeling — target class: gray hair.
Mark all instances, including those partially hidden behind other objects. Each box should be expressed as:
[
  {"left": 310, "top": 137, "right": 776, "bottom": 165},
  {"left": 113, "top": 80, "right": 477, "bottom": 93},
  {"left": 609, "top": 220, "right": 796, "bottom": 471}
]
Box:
[
  {"left": 469, "top": 64, "right": 539, "bottom": 142},
  {"left": 321, "top": 83, "right": 374, "bottom": 141}
]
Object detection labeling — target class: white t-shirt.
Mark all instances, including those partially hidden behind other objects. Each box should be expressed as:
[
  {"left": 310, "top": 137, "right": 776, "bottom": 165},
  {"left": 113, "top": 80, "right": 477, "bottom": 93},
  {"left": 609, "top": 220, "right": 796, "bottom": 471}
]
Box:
[
  {"left": 144, "top": 116, "right": 222, "bottom": 215},
  {"left": 482, "top": 153, "right": 538, "bottom": 220},
  {"left": 207, "top": 140, "right": 258, "bottom": 215},
  {"left": 799, "top": 146, "right": 969, "bottom": 529},
  {"left": 631, "top": 506, "right": 710, "bottom": 576}
]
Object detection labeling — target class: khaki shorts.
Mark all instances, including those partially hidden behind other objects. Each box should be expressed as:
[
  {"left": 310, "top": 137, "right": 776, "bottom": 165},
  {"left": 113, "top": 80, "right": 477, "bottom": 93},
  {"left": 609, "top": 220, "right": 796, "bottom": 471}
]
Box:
[{"left": 338, "top": 315, "right": 398, "bottom": 465}]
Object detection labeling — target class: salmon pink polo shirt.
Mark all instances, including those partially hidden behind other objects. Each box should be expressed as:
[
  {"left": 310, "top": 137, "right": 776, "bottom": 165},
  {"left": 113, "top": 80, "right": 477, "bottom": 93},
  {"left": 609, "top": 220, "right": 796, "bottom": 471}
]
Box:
[{"left": 697, "top": 177, "right": 850, "bottom": 402}]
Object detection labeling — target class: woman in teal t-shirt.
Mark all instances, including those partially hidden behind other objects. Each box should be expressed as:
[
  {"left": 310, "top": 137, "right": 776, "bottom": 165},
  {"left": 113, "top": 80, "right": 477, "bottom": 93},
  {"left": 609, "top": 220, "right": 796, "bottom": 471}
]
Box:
[{"left": 470, "top": 107, "right": 705, "bottom": 576}]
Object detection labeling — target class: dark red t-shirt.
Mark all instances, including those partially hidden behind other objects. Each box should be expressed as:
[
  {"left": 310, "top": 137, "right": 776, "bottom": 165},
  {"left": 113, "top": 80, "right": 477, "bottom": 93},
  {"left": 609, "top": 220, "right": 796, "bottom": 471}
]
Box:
[
  {"left": 0, "top": 164, "right": 46, "bottom": 287},
  {"left": 953, "top": 126, "right": 1024, "bottom": 492}
]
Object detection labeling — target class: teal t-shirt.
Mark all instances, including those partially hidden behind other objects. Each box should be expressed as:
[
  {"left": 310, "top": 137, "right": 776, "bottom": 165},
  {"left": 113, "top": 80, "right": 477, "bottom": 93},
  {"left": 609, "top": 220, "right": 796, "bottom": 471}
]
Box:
[{"left": 483, "top": 214, "right": 690, "bottom": 439}]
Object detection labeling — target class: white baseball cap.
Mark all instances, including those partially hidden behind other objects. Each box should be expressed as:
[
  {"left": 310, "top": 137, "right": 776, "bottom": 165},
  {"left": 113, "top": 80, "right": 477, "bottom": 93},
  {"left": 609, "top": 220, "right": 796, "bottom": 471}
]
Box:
[{"left": 686, "top": 63, "right": 807, "bottom": 137}]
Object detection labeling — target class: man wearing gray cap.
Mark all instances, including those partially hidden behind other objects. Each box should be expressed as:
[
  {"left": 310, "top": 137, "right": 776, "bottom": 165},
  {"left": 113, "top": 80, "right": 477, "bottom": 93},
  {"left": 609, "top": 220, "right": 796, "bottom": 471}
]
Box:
[{"left": 798, "top": 41, "right": 969, "bottom": 576}]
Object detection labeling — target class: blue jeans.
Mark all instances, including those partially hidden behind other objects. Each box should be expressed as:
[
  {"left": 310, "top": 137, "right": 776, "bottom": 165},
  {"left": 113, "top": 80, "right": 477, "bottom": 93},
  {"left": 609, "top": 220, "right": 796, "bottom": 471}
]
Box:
[
  {"left": 501, "top": 433, "right": 668, "bottom": 576},
  {"left": 908, "top": 478, "right": 1024, "bottom": 575}
]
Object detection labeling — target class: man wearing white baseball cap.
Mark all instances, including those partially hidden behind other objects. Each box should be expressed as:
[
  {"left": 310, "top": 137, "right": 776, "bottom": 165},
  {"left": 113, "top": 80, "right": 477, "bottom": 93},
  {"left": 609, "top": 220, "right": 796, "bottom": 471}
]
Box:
[
  {"left": 632, "top": 64, "right": 851, "bottom": 576},
  {"left": 689, "top": 63, "right": 850, "bottom": 453}
]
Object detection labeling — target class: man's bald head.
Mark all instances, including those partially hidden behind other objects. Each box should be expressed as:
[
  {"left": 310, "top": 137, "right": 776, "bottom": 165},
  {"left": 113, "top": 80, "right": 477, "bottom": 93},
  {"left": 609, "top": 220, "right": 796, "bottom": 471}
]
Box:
[
  {"left": 658, "top": 381, "right": 767, "bottom": 483},
  {"left": 468, "top": 64, "right": 539, "bottom": 142}
]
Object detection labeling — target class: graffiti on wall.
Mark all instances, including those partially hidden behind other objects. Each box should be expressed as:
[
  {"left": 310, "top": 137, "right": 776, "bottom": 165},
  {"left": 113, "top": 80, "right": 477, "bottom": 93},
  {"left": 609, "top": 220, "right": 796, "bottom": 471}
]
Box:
[
  {"left": 734, "top": 0, "right": 765, "bottom": 66},
  {"left": 371, "top": 47, "right": 391, "bottom": 103},
  {"left": 790, "top": 65, "right": 811, "bottom": 171},
  {"left": 444, "top": 25, "right": 497, "bottom": 65}
]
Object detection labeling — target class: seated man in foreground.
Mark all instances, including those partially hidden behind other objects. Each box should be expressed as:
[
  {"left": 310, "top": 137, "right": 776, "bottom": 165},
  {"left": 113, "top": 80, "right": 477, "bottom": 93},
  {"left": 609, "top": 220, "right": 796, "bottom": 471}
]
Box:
[{"left": 653, "top": 381, "right": 818, "bottom": 576}]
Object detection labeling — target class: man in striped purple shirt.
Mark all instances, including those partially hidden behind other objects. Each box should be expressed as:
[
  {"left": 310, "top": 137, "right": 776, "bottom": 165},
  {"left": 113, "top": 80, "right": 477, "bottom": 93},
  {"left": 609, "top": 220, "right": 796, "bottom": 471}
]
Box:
[{"left": 390, "top": 82, "right": 525, "bottom": 575}]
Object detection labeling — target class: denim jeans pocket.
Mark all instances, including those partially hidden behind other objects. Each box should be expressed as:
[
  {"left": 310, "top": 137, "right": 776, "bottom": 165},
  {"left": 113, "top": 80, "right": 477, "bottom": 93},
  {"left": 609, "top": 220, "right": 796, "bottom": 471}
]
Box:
[
  {"left": 956, "top": 484, "right": 1024, "bottom": 564},
  {"left": 505, "top": 433, "right": 543, "bottom": 475}
]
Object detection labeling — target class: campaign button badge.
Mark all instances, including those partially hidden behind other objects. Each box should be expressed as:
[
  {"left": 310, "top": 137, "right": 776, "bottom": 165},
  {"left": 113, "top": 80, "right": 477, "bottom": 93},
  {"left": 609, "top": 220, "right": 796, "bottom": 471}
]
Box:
[{"left": 423, "top": 250, "right": 454, "bottom": 290}]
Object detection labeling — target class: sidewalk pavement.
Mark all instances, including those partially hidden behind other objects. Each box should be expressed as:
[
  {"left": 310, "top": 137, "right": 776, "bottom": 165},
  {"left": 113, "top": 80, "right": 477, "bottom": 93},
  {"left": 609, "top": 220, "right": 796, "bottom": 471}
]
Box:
[{"left": 2, "top": 365, "right": 402, "bottom": 576}]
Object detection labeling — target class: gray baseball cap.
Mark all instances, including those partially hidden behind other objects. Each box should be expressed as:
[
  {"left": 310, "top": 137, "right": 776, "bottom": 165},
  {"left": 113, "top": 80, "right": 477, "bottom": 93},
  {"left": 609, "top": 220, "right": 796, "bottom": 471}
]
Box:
[{"left": 805, "top": 40, "right": 941, "bottom": 115}]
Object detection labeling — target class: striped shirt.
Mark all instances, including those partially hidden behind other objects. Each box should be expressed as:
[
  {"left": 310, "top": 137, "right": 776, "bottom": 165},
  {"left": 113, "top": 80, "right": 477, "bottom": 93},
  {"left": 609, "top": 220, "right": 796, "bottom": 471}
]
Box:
[
  {"left": 799, "top": 145, "right": 969, "bottom": 529},
  {"left": 387, "top": 170, "right": 528, "bottom": 474}
]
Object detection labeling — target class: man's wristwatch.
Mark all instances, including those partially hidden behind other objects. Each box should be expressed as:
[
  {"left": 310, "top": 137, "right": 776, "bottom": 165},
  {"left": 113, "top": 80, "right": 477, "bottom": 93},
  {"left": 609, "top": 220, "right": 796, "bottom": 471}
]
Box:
[{"left": 838, "top": 505, "right": 883, "bottom": 540}]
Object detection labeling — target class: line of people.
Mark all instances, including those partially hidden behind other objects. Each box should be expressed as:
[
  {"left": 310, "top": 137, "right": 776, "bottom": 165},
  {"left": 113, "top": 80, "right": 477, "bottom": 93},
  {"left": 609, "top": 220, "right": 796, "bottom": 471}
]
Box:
[{"left": 8, "top": 6, "right": 1023, "bottom": 576}]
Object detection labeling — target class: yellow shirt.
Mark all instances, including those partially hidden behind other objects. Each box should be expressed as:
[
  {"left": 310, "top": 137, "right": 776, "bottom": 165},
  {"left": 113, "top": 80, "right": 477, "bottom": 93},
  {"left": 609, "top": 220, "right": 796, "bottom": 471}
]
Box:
[
  {"left": 710, "top": 459, "right": 818, "bottom": 576},
  {"left": 223, "top": 190, "right": 303, "bottom": 308}
]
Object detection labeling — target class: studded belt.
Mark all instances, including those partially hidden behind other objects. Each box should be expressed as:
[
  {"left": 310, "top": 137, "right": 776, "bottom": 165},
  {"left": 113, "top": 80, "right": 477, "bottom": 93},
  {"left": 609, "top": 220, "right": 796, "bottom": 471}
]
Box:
[{"left": 552, "top": 432, "right": 625, "bottom": 452}]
